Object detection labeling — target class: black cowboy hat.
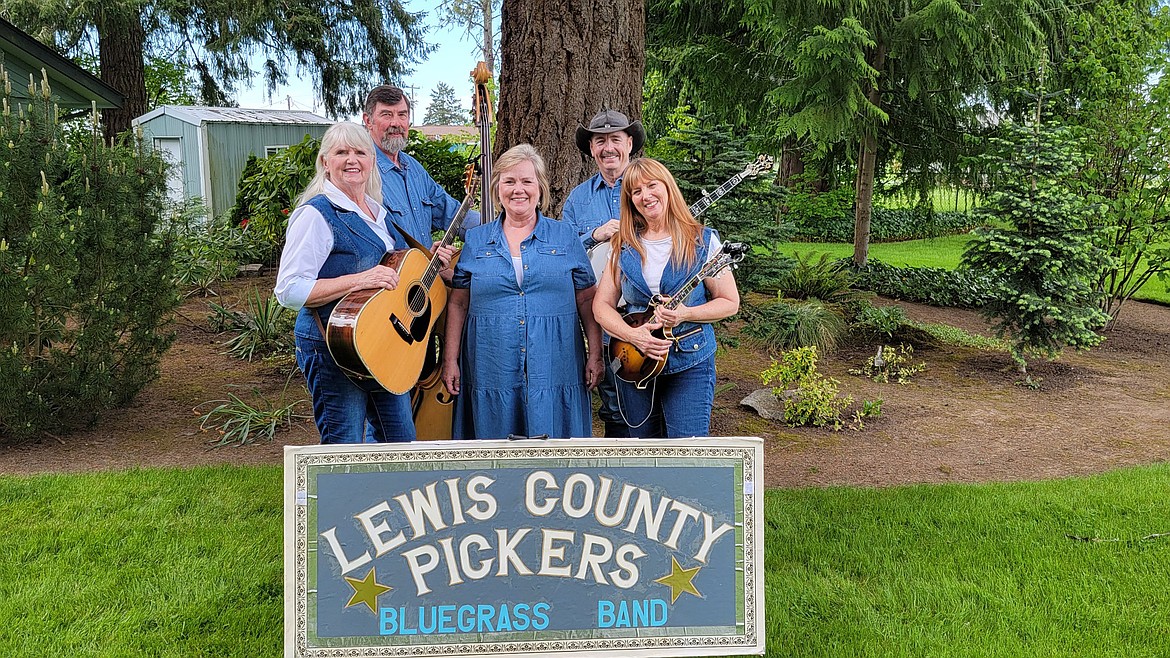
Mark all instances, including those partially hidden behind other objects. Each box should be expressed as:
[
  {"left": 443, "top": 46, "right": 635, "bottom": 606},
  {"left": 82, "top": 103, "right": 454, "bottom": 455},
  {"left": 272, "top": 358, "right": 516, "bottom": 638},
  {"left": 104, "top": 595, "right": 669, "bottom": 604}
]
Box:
[{"left": 574, "top": 109, "right": 646, "bottom": 156}]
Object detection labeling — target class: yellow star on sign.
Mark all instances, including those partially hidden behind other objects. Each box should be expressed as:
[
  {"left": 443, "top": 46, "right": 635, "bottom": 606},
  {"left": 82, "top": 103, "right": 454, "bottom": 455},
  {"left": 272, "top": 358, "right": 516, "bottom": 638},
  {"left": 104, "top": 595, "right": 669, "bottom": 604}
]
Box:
[
  {"left": 654, "top": 555, "right": 702, "bottom": 604},
  {"left": 344, "top": 566, "right": 392, "bottom": 614}
]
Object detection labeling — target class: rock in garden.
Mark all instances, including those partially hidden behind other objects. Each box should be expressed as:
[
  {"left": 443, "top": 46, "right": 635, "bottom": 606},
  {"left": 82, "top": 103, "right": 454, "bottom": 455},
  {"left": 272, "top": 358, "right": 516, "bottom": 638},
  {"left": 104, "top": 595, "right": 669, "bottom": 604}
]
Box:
[{"left": 740, "top": 388, "right": 790, "bottom": 420}]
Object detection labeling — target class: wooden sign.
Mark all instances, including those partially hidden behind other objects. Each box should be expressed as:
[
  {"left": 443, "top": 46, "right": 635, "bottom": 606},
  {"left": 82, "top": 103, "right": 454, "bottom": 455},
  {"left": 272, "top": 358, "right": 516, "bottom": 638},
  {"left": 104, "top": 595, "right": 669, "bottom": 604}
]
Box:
[{"left": 284, "top": 438, "right": 764, "bottom": 657}]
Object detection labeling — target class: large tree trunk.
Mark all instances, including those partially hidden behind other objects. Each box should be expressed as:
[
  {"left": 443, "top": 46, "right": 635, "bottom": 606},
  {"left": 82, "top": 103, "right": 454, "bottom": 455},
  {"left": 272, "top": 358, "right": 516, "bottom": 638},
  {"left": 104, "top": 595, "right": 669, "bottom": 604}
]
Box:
[
  {"left": 852, "top": 42, "right": 887, "bottom": 268},
  {"left": 778, "top": 139, "right": 805, "bottom": 189},
  {"left": 97, "top": 7, "right": 147, "bottom": 143},
  {"left": 497, "top": 0, "right": 644, "bottom": 214}
]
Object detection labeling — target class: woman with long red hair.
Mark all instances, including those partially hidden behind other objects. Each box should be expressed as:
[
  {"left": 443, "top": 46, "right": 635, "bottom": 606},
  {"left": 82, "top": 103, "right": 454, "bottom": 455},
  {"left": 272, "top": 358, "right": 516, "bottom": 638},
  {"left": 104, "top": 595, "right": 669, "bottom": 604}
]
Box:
[{"left": 592, "top": 158, "right": 740, "bottom": 438}]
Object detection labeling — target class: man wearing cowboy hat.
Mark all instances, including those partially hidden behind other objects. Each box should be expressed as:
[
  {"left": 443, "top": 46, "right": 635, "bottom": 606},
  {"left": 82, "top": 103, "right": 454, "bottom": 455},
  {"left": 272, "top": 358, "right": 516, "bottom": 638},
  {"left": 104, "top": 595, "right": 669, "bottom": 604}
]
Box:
[
  {"left": 563, "top": 109, "right": 646, "bottom": 253},
  {"left": 562, "top": 109, "right": 645, "bottom": 438}
]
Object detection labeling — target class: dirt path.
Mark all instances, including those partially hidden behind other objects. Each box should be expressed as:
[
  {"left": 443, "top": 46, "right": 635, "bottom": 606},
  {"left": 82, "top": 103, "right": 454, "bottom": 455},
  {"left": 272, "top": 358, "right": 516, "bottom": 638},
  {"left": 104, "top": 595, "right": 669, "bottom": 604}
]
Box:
[{"left": 2, "top": 275, "right": 1168, "bottom": 488}]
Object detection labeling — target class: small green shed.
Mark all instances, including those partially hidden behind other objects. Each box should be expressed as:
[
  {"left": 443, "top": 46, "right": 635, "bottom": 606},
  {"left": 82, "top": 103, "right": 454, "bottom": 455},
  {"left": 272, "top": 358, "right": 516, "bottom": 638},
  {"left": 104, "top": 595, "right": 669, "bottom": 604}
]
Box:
[{"left": 132, "top": 106, "right": 332, "bottom": 216}]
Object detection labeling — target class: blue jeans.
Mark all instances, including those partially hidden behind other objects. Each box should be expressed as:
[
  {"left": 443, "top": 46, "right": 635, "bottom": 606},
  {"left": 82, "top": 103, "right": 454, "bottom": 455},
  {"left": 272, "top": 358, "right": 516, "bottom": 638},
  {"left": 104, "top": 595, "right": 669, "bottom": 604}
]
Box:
[
  {"left": 614, "top": 357, "right": 716, "bottom": 438},
  {"left": 595, "top": 365, "right": 628, "bottom": 437},
  {"left": 295, "top": 337, "right": 415, "bottom": 444}
]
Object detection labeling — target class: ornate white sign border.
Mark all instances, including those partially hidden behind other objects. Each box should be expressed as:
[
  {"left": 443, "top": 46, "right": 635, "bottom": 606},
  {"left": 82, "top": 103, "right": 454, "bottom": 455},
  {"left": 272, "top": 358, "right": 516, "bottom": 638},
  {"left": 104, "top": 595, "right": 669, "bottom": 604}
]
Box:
[{"left": 284, "top": 437, "right": 765, "bottom": 658}]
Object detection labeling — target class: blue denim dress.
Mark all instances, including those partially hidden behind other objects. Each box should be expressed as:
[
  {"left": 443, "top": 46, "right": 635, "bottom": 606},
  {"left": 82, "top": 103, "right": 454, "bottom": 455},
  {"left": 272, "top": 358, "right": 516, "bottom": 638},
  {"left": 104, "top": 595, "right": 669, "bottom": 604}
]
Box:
[{"left": 450, "top": 214, "right": 596, "bottom": 439}]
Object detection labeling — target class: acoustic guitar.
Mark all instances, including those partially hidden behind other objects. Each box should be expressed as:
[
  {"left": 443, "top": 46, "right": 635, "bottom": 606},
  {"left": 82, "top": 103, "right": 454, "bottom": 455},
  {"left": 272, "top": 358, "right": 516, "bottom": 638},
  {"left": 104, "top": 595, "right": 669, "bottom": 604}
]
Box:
[
  {"left": 607, "top": 242, "right": 749, "bottom": 389},
  {"left": 325, "top": 170, "right": 480, "bottom": 395}
]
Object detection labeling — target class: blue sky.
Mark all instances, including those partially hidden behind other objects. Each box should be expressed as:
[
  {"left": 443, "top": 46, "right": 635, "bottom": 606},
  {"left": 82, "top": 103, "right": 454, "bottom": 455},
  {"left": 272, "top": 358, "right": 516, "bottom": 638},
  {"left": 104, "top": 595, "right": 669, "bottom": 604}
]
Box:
[{"left": 235, "top": 3, "right": 490, "bottom": 122}]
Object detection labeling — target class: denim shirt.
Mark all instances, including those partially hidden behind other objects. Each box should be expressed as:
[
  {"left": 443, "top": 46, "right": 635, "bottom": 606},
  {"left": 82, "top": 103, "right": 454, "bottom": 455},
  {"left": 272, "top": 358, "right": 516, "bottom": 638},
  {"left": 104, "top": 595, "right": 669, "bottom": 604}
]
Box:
[
  {"left": 293, "top": 195, "right": 387, "bottom": 341},
  {"left": 375, "top": 148, "right": 481, "bottom": 248},
  {"left": 618, "top": 228, "right": 719, "bottom": 375},
  {"left": 562, "top": 172, "right": 622, "bottom": 251}
]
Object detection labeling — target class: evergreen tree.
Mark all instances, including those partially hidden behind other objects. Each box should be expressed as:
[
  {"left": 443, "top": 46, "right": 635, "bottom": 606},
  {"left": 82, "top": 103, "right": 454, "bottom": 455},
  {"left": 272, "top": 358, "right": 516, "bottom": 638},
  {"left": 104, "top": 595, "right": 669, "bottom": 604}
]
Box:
[
  {"left": 962, "top": 115, "right": 1109, "bottom": 374},
  {"left": 1, "top": 0, "right": 430, "bottom": 140},
  {"left": 422, "top": 82, "right": 469, "bottom": 125},
  {"left": 646, "top": 0, "right": 1069, "bottom": 266},
  {"left": 649, "top": 108, "right": 789, "bottom": 294},
  {"left": 0, "top": 68, "right": 179, "bottom": 440}
]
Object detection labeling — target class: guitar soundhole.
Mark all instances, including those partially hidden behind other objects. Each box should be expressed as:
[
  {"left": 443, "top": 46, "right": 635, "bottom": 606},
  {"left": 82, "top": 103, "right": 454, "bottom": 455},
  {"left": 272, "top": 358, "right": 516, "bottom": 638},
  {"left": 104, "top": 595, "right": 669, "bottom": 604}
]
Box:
[{"left": 407, "top": 284, "right": 427, "bottom": 315}]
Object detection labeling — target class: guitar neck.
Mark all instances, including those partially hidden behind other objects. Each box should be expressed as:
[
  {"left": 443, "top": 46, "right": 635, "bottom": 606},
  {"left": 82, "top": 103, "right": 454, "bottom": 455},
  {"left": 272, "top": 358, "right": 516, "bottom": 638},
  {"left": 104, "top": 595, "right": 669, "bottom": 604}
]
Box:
[
  {"left": 688, "top": 172, "right": 745, "bottom": 218},
  {"left": 421, "top": 192, "right": 477, "bottom": 288}
]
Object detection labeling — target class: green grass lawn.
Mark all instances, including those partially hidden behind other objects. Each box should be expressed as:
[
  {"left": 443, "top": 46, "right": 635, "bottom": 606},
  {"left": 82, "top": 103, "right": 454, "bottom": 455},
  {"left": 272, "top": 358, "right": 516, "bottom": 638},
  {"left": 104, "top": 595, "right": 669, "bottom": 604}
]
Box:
[
  {"left": 877, "top": 188, "right": 979, "bottom": 213},
  {"left": 2, "top": 464, "right": 1168, "bottom": 657},
  {"left": 775, "top": 235, "right": 973, "bottom": 270},
  {"left": 774, "top": 236, "right": 1170, "bottom": 305}
]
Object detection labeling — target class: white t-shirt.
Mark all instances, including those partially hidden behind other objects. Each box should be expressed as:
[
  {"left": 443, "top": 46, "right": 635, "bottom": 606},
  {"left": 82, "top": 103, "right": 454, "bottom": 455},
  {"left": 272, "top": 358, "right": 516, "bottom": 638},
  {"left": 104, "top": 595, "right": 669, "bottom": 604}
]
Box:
[{"left": 639, "top": 233, "right": 723, "bottom": 296}]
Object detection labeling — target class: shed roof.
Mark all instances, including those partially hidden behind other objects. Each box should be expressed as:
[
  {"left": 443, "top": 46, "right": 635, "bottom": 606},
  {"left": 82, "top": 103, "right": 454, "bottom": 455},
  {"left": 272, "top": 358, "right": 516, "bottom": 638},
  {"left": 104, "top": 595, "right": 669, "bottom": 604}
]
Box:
[
  {"left": 134, "top": 105, "right": 333, "bottom": 127},
  {"left": 0, "top": 16, "right": 123, "bottom": 110}
]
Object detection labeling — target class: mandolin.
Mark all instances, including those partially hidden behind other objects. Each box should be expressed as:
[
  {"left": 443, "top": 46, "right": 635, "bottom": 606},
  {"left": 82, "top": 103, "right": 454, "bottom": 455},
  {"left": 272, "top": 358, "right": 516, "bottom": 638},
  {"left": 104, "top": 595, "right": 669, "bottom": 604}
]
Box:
[
  {"left": 607, "top": 242, "right": 749, "bottom": 389},
  {"left": 325, "top": 169, "right": 480, "bottom": 395}
]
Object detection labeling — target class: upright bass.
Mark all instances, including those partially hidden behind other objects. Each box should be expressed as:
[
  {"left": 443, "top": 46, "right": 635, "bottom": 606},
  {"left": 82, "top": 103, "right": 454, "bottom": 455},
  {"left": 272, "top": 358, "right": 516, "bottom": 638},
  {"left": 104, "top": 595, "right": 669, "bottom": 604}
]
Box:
[{"left": 411, "top": 62, "right": 494, "bottom": 439}]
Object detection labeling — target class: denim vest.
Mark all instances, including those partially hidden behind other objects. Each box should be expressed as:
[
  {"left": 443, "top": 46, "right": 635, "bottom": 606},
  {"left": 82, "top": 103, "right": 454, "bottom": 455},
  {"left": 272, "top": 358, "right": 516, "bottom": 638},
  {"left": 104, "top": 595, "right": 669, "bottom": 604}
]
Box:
[
  {"left": 618, "top": 228, "right": 718, "bottom": 375},
  {"left": 294, "top": 195, "right": 389, "bottom": 341}
]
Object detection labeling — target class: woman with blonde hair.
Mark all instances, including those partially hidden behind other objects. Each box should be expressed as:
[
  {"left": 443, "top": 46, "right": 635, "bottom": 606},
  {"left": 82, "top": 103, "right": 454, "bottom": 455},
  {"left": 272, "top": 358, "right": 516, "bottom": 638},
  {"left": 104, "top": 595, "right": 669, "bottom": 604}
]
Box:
[
  {"left": 592, "top": 158, "right": 740, "bottom": 438},
  {"left": 274, "top": 121, "right": 416, "bottom": 443},
  {"left": 442, "top": 144, "right": 604, "bottom": 438}
]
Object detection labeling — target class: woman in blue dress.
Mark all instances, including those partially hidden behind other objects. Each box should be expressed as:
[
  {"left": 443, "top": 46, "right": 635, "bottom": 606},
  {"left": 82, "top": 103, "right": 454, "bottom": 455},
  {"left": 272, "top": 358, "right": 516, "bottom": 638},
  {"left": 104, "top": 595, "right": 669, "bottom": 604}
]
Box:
[
  {"left": 441, "top": 144, "right": 604, "bottom": 439},
  {"left": 592, "top": 158, "right": 740, "bottom": 438}
]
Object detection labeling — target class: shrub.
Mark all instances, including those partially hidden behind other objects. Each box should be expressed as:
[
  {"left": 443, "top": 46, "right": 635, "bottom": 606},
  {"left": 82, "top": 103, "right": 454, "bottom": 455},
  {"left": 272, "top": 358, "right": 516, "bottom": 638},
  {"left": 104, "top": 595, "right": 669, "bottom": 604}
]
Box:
[
  {"left": 227, "top": 129, "right": 472, "bottom": 263},
  {"left": 704, "top": 198, "right": 794, "bottom": 296},
  {"left": 779, "top": 252, "right": 863, "bottom": 305},
  {"left": 909, "top": 321, "right": 1008, "bottom": 351},
  {"left": 197, "top": 388, "right": 307, "bottom": 446},
  {"left": 208, "top": 290, "right": 294, "bottom": 361},
  {"left": 0, "top": 75, "right": 179, "bottom": 441},
  {"left": 850, "top": 259, "right": 994, "bottom": 308},
  {"left": 782, "top": 175, "right": 855, "bottom": 233},
  {"left": 790, "top": 201, "right": 981, "bottom": 243},
  {"left": 403, "top": 130, "right": 473, "bottom": 199},
  {"left": 742, "top": 299, "right": 848, "bottom": 354},
  {"left": 962, "top": 119, "right": 1109, "bottom": 372},
  {"left": 760, "top": 346, "right": 852, "bottom": 430},
  {"left": 853, "top": 303, "right": 908, "bottom": 340},
  {"left": 228, "top": 134, "right": 319, "bottom": 264},
  {"left": 735, "top": 248, "right": 796, "bottom": 296},
  {"left": 849, "top": 344, "right": 926, "bottom": 384}
]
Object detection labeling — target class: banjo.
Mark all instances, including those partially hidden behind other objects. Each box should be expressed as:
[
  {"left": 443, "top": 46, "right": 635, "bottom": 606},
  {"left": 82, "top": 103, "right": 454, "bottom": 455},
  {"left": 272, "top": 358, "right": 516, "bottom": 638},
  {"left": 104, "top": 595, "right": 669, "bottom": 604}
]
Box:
[{"left": 586, "top": 154, "right": 773, "bottom": 280}]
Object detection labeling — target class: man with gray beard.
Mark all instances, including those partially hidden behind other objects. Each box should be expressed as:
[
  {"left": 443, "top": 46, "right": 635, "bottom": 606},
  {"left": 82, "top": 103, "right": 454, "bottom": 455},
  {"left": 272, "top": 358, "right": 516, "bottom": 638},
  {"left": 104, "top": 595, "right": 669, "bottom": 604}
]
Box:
[{"left": 362, "top": 85, "right": 480, "bottom": 270}]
